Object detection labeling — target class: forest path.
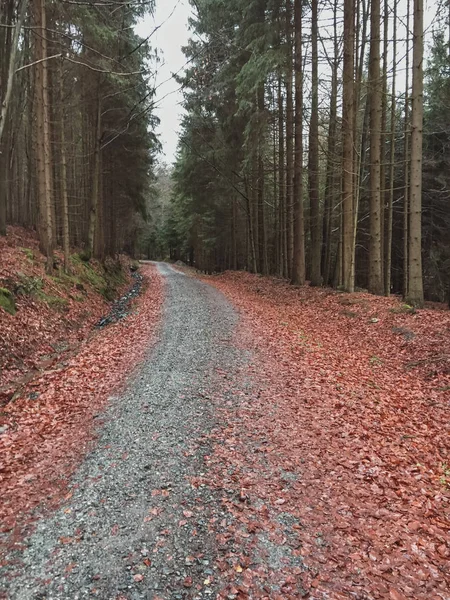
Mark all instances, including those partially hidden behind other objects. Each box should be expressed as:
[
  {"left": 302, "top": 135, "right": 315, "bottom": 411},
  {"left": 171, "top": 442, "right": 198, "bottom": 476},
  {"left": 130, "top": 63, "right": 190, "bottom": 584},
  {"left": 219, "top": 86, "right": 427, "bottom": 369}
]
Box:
[{"left": 3, "top": 264, "right": 245, "bottom": 599}]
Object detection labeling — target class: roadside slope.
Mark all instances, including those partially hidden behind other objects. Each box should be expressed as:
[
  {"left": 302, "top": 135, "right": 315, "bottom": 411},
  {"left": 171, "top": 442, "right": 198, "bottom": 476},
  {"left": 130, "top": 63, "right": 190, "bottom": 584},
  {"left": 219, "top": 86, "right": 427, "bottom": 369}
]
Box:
[
  {"left": 0, "top": 249, "right": 163, "bottom": 537},
  {"left": 0, "top": 227, "right": 134, "bottom": 400}
]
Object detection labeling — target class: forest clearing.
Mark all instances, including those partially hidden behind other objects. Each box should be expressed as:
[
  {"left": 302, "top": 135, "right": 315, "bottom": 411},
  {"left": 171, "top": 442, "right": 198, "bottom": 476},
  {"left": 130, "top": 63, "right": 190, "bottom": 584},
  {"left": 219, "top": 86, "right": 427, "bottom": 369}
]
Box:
[{"left": 1, "top": 0, "right": 450, "bottom": 597}]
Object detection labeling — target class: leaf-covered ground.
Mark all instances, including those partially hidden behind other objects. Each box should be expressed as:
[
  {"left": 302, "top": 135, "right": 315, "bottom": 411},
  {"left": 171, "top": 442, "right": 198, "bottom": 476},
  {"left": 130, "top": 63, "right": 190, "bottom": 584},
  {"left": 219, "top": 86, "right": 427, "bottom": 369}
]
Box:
[
  {"left": 2, "top": 255, "right": 449, "bottom": 599},
  {"left": 0, "top": 253, "right": 163, "bottom": 537},
  {"left": 199, "top": 272, "right": 450, "bottom": 600},
  {"left": 0, "top": 227, "right": 133, "bottom": 398}
]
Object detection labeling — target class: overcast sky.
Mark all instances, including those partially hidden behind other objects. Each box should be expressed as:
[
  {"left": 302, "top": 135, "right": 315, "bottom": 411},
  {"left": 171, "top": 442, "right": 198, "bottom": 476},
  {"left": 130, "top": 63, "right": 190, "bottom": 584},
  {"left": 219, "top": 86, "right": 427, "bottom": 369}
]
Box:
[{"left": 135, "top": 1, "right": 192, "bottom": 164}]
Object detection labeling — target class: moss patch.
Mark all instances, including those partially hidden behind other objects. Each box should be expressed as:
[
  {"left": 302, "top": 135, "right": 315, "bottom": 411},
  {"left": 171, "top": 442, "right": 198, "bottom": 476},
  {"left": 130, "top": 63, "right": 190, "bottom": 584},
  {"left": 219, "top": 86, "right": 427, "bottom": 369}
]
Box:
[
  {"left": 14, "top": 274, "right": 43, "bottom": 296},
  {"left": 0, "top": 288, "right": 16, "bottom": 315},
  {"left": 70, "top": 254, "right": 128, "bottom": 300},
  {"left": 390, "top": 304, "right": 416, "bottom": 315},
  {"left": 37, "top": 292, "right": 69, "bottom": 311},
  {"left": 20, "top": 247, "right": 34, "bottom": 261}
]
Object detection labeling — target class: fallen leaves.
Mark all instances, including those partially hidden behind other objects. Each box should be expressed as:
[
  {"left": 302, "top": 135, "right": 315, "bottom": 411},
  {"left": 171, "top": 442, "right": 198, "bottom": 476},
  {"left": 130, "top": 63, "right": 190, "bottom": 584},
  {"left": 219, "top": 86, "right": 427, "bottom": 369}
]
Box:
[
  {"left": 0, "top": 228, "right": 116, "bottom": 399},
  {"left": 201, "top": 271, "right": 450, "bottom": 599},
  {"left": 0, "top": 263, "right": 163, "bottom": 536}
]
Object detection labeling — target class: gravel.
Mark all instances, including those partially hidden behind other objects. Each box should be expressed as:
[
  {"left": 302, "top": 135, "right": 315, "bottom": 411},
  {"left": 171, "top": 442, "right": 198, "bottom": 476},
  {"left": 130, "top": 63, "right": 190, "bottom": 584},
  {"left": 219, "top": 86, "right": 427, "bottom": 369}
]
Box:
[
  {"left": 96, "top": 271, "right": 144, "bottom": 328},
  {"left": 2, "top": 264, "right": 241, "bottom": 600}
]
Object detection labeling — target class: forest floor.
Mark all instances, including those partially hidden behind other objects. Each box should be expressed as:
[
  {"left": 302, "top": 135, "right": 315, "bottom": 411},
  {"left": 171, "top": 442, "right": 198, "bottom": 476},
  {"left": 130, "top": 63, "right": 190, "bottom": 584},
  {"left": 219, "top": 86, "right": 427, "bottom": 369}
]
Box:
[
  {"left": 1, "top": 254, "right": 449, "bottom": 599},
  {"left": 0, "top": 229, "right": 163, "bottom": 535},
  {"left": 196, "top": 270, "right": 450, "bottom": 600}
]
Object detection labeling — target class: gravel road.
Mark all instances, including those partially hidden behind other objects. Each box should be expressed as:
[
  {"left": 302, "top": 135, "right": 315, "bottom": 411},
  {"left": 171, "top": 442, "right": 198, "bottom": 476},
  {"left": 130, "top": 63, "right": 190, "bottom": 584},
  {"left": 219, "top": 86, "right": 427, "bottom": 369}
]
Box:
[{"left": 2, "top": 264, "right": 242, "bottom": 600}]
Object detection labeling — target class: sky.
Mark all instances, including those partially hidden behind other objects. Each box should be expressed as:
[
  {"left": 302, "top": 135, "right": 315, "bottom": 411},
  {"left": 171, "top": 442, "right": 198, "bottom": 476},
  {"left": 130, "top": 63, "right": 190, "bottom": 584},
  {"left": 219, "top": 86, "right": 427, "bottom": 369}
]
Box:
[{"left": 135, "top": 1, "right": 193, "bottom": 164}]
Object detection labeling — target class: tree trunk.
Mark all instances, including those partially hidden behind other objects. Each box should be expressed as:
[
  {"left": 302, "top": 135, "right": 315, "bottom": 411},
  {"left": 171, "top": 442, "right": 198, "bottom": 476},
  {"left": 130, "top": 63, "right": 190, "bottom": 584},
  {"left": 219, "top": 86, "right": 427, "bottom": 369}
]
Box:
[
  {"left": 308, "top": 0, "right": 321, "bottom": 286},
  {"left": 0, "top": 0, "right": 27, "bottom": 143},
  {"left": 406, "top": 0, "right": 424, "bottom": 306},
  {"left": 245, "top": 177, "right": 258, "bottom": 273},
  {"left": 0, "top": 0, "right": 28, "bottom": 236},
  {"left": 285, "top": 0, "right": 294, "bottom": 278},
  {"left": 88, "top": 94, "right": 101, "bottom": 260},
  {"left": 291, "top": 0, "right": 305, "bottom": 285},
  {"left": 379, "top": 0, "right": 389, "bottom": 286},
  {"left": 33, "top": 0, "right": 54, "bottom": 272},
  {"left": 384, "top": 0, "right": 397, "bottom": 295},
  {"left": 59, "top": 58, "right": 70, "bottom": 273},
  {"left": 342, "top": 0, "right": 355, "bottom": 292},
  {"left": 368, "top": 0, "right": 383, "bottom": 295},
  {"left": 322, "top": 0, "right": 339, "bottom": 286},
  {"left": 257, "top": 87, "right": 268, "bottom": 274},
  {"left": 403, "top": 0, "right": 411, "bottom": 297},
  {"left": 278, "top": 78, "right": 287, "bottom": 278}
]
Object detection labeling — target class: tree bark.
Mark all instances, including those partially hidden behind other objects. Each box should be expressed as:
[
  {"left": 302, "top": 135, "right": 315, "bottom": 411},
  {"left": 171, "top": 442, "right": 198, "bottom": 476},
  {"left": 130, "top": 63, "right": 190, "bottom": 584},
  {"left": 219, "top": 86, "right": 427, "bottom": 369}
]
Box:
[
  {"left": 384, "top": 0, "right": 397, "bottom": 295},
  {"left": 0, "top": 0, "right": 28, "bottom": 236},
  {"left": 58, "top": 58, "right": 70, "bottom": 272},
  {"left": 368, "top": 0, "right": 383, "bottom": 294},
  {"left": 342, "top": 0, "right": 355, "bottom": 291},
  {"left": 403, "top": 0, "right": 411, "bottom": 297},
  {"left": 406, "top": 0, "right": 424, "bottom": 306},
  {"left": 33, "top": 0, "right": 54, "bottom": 272},
  {"left": 88, "top": 94, "right": 101, "bottom": 260},
  {"left": 278, "top": 78, "right": 287, "bottom": 278},
  {"left": 322, "top": 0, "right": 339, "bottom": 286},
  {"left": 291, "top": 0, "right": 305, "bottom": 285},
  {"left": 285, "top": 0, "right": 294, "bottom": 278},
  {"left": 308, "top": 0, "right": 321, "bottom": 286}
]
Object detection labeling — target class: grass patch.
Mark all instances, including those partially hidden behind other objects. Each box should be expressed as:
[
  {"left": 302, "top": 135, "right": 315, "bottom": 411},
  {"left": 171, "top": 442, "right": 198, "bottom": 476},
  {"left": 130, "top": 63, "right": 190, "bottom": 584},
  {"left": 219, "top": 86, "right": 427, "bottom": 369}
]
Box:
[
  {"left": 0, "top": 288, "right": 16, "bottom": 315},
  {"left": 20, "top": 247, "right": 34, "bottom": 260},
  {"left": 70, "top": 254, "right": 128, "bottom": 300},
  {"left": 37, "top": 292, "right": 69, "bottom": 311},
  {"left": 390, "top": 303, "right": 417, "bottom": 315},
  {"left": 14, "top": 274, "right": 43, "bottom": 296}
]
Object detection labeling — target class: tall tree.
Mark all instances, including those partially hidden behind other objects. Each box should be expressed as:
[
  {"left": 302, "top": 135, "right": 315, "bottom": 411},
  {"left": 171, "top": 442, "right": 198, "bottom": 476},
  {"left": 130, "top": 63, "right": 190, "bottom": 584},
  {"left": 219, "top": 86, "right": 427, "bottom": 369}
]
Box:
[
  {"left": 407, "top": 0, "right": 424, "bottom": 306},
  {"left": 0, "top": 0, "right": 28, "bottom": 236},
  {"left": 308, "top": 0, "right": 321, "bottom": 286},
  {"left": 286, "top": 0, "right": 294, "bottom": 277},
  {"left": 384, "top": 0, "right": 397, "bottom": 295},
  {"left": 342, "top": 0, "right": 355, "bottom": 292},
  {"left": 368, "top": 0, "right": 383, "bottom": 294},
  {"left": 33, "top": 0, "right": 54, "bottom": 271},
  {"left": 292, "top": 0, "right": 305, "bottom": 285}
]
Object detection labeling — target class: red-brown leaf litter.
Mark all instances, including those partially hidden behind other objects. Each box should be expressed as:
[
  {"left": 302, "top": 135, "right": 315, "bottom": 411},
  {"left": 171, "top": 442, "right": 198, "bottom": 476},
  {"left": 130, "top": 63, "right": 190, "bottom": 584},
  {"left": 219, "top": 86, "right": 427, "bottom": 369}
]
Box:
[
  {"left": 0, "top": 232, "right": 163, "bottom": 537},
  {"left": 201, "top": 272, "right": 449, "bottom": 600},
  {"left": 1, "top": 228, "right": 113, "bottom": 393},
  {"left": 2, "top": 249, "right": 449, "bottom": 599}
]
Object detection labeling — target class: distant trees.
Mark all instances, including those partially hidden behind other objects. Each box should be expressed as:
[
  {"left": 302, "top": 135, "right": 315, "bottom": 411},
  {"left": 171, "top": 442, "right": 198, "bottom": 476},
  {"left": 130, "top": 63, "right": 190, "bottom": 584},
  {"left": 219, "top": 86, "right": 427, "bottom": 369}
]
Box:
[
  {"left": 148, "top": 0, "right": 448, "bottom": 305},
  {"left": 0, "top": 0, "right": 158, "bottom": 267}
]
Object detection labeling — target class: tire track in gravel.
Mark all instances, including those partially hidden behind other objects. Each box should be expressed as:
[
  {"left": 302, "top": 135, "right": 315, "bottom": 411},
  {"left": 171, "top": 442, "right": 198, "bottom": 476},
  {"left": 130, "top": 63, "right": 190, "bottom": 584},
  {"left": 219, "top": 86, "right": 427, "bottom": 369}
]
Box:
[{"left": 2, "top": 263, "right": 244, "bottom": 600}]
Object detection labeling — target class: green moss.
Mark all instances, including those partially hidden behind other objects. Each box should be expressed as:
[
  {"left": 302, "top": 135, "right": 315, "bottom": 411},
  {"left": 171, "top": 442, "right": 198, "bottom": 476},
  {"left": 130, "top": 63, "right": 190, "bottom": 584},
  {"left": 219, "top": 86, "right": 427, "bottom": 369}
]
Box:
[
  {"left": 0, "top": 288, "right": 16, "bottom": 315},
  {"left": 71, "top": 251, "right": 91, "bottom": 264},
  {"left": 83, "top": 266, "right": 105, "bottom": 291},
  {"left": 37, "top": 292, "right": 68, "bottom": 311},
  {"left": 70, "top": 255, "right": 128, "bottom": 300},
  {"left": 20, "top": 247, "right": 34, "bottom": 260},
  {"left": 51, "top": 273, "right": 83, "bottom": 288},
  {"left": 14, "top": 274, "right": 43, "bottom": 296},
  {"left": 390, "top": 304, "right": 416, "bottom": 315}
]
